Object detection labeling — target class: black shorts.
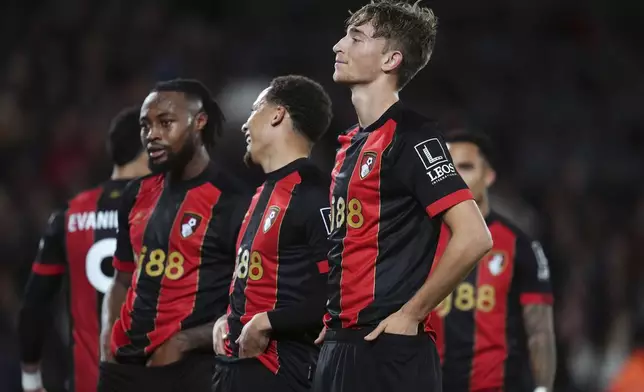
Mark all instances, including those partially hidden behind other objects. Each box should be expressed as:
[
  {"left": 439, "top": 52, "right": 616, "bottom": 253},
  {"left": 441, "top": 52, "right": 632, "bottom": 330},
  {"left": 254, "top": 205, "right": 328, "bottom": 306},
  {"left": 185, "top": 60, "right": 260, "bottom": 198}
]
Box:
[
  {"left": 313, "top": 328, "right": 442, "bottom": 392},
  {"left": 98, "top": 353, "right": 212, "bottom": 392},
  {"left": 211, "top": 356, "right": 290, "bottom": 392}
]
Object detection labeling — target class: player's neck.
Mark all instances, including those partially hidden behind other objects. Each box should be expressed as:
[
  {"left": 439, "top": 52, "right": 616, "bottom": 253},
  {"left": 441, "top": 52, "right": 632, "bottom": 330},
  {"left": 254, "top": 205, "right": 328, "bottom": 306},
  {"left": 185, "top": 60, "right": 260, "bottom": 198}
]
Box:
[
  {"left": 172, "top": 146, "right": 210, "bottom": 182},
  {"left": 260, "top": 144, "right": 309, "bottom": 175},
  {"left": 350, "top": 81, "right": 399, "bottom": 128},
  {"left": 478, "top": 196, "right": 490, "bottom": 218}
]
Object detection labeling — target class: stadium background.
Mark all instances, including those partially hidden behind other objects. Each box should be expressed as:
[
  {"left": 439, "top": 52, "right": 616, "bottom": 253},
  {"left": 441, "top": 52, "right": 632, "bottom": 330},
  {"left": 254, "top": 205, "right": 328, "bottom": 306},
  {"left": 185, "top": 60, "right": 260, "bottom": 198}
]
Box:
[{"left": 0, "top": 0, "right": 641, "bottom": 391}]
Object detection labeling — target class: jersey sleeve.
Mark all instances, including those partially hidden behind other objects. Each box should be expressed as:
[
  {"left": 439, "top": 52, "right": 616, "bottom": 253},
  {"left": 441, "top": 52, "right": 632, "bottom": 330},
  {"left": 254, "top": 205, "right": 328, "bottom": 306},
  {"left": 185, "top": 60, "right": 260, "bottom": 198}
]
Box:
[
  {"left": 267, "top": 184, "right": 330, "bottom": 332},
  {"left": 112, "top": 180, "right": 140, "bottom": 273},
  {"left": 31, "top": 210, "right": 67, "bottom": 276},
  {"left": 514, "top": 236, "right": 553, "bottom": 305},
  {"left": 20, "top": 209, "right": 67, "bottom": 363},
  {"left": 391, "top": 127, "right": 473, "bottom": 217}
]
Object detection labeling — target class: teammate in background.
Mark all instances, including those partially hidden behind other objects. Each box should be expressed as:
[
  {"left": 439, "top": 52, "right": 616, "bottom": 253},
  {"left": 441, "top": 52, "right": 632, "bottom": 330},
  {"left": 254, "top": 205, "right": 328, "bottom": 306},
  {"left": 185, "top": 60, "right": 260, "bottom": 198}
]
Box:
[
  {"left": 431, "top": 130, "right": 556, "bottom": 392},
  {"left": 211, "top": 75, "right": 333, "bottom": 392},
  {"left": 18, "top": 107, "right": 149, "bottom": 392},
  {"left": 313, "top": 2, "right": 493, "bottom": 392},
  {"left": 99, "top": 79, "right": 249, "bottom": 392}
]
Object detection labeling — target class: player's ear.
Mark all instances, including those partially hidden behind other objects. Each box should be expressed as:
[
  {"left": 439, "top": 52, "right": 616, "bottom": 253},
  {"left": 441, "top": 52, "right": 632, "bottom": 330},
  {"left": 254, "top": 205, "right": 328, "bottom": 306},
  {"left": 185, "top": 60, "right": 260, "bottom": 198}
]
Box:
[
  {"left": 382, "top": 50, "right": 403, "bottom": 73},
  {"left": 485, "top": 167, "right": 496, "bottom": 187},
  {"left": 270, "top": 106, "right": 286, "bottom": 127},
  {"left": 194, "top": 112, "right": 208, "bottom": 132}
]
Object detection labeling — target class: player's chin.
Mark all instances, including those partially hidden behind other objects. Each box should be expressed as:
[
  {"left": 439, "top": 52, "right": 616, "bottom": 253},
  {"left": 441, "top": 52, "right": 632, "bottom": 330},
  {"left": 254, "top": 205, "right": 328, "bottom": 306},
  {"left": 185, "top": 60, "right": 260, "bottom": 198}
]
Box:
[
  {"left": 243, "top": 151, "right": 254, "bottom": 168},
  {"left": 148, "top": 157, "right": 172, "bottom": 173}
]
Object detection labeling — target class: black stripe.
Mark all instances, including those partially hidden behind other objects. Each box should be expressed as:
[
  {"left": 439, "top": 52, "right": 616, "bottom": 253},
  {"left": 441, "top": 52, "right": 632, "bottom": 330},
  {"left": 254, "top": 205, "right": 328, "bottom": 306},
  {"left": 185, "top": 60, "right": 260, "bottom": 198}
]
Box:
[
  {"left": 181, "top": 189, "right": 234, "bottom": 328},
  {"left": 327, "top": 132, "right": 366, "bottom": 327},
  {"left": 126, "top": 184, "right": 188, "bottom": 357},
  {"left": 442, "top": 266, "right": 479, "bottom": 392},
  {"left": 228, "top": 182, "right": 276, "bottom": 355}
]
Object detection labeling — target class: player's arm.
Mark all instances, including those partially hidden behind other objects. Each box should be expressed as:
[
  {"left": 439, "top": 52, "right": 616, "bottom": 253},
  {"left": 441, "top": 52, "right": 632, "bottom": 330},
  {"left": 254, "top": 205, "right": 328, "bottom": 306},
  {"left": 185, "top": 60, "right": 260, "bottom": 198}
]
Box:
[
  {"left": 516, "top": 237, "right": 556, "bottom": 391},
  {"left": 394, "top": 130, "right": 492, "bottom": 320},
  {"left": 101, "top": 181, "right": 139, "bottom": 360},
  {"left": 262, "top": 189, "right": 330, "bottom": 333},
  {"left": 18, "top": 209, "right": 67, "bottom": 391}
]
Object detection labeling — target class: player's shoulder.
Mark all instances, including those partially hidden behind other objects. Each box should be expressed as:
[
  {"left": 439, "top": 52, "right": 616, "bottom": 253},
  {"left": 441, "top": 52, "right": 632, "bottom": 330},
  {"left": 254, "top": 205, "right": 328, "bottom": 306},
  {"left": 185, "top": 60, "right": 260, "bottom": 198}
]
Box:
[
  {"left": 206, "top": 164, "right": 253, "bottom": 197},
  {"left": 394, "top": 105, "right": 441, "bottom": 137},
  {"left": 488, "top": 211, "right": 534, "bottom": 245},
  {"left": 67, "top": 185, "right": 104, "bottom": 207}
]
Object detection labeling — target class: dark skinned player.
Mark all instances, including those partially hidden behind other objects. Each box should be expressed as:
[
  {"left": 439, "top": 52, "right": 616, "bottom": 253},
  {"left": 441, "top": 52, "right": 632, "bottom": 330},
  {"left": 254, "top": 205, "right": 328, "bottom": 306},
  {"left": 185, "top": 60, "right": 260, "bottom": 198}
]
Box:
[{"left": 99, "top": 79, "right": 249, "bottom": 392}]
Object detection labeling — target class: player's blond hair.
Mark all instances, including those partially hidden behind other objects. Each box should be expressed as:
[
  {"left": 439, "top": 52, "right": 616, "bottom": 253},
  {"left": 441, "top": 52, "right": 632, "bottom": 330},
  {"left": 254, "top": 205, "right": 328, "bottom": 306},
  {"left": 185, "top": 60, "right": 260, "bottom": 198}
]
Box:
[{"left": 347, "top": 0, "right": 438, "bottom": 89}]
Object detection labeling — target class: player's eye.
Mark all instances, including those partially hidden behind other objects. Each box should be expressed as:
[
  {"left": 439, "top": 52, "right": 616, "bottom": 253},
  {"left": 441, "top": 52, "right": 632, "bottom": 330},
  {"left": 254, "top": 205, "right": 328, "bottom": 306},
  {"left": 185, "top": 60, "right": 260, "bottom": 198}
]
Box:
[{"left": 161, "top": 120, "right": 172, "bottom": 128}]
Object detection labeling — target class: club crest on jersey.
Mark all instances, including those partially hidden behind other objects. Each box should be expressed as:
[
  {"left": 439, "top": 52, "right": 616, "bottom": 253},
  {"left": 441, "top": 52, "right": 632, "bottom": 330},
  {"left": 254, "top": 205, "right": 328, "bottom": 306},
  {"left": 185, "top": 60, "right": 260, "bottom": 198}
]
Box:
[
  {"left": 359, "top": 151, "right": 377, "bottom": 179},
  {"left": 263, "top": 206, "right": 281, "bottom": 233},
  {"left": 487, "top": 252, "right": 507, "bottom": 276},
  {"left": 180, "top": 212, "right": 203, "bottom": 238}
]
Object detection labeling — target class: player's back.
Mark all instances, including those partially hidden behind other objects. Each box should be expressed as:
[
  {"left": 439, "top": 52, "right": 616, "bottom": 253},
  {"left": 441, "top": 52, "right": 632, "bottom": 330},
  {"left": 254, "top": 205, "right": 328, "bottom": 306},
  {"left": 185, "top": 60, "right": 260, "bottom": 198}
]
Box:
[{"left": 31, "top": 179, "right": 130, "bottom": 392}]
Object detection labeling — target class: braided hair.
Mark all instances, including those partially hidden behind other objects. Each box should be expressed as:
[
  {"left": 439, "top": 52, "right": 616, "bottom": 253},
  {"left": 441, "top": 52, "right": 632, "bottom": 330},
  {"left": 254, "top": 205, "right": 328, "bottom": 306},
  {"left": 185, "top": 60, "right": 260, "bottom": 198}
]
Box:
[{"left": 152, "top": 79, "right": 225, "bottom": 151}]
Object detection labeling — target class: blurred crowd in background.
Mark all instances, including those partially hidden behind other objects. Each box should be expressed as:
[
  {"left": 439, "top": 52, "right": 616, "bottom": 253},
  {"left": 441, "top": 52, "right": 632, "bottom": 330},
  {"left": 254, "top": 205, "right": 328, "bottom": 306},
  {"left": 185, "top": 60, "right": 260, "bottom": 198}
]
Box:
[{"left": 0, "top": 0, "right": 641, "bottom": 391}]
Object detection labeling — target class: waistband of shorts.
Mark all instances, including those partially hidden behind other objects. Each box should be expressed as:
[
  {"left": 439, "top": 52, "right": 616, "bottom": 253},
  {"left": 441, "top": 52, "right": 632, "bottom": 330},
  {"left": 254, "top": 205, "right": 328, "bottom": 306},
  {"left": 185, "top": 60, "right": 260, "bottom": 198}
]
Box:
[{"left": 323, "top": 328, "right": 376, "bottom": 342}]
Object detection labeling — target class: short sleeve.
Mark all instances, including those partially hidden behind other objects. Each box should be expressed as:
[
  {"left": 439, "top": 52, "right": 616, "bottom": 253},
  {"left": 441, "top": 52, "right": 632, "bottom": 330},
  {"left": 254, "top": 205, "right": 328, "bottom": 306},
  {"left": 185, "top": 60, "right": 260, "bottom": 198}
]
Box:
[
  {"left": 32, "top": 209, "right": 67, "bottom": 276},
  {"left": 391, "top": 128, "right": 473, "bottom": 217},
  {"left": 112, "top": 180, "right": 140, "bottom": 273},
  {"left": 515, "top": 236, "right": 553, "bottom": 305}
]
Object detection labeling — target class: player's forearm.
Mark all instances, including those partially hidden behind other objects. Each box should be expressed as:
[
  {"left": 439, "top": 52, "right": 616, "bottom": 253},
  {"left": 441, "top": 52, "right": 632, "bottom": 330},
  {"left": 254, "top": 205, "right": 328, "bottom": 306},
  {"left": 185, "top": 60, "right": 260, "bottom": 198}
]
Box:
[
  {"left": 402, "top": 226, "right": 492, "bottom": 320},
  {"left": 266, "top": 275, "right": 326, "bottom": 332},
  {"left": 174, "top": 322, "right": 216, "bottom": 351},
  {"left": 524, "top": 304, "right": 556, "bottom": 390},
  {"left": 104, "top": 271, "right": 131, "bottom": 332}
]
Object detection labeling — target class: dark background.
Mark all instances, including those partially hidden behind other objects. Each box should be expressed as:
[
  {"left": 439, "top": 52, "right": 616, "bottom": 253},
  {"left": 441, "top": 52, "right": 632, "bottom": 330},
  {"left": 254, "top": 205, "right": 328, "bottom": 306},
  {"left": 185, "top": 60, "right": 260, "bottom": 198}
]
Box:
[{"left": 0, "top": 0, "right": 642, "bottom": 391}]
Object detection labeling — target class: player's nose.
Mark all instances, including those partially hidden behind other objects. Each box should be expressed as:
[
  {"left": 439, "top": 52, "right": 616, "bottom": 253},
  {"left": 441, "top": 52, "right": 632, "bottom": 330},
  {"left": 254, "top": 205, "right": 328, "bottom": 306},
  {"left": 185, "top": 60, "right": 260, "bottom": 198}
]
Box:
[{"left": 333, "top": 40, "right": 342, "bottom": 54}]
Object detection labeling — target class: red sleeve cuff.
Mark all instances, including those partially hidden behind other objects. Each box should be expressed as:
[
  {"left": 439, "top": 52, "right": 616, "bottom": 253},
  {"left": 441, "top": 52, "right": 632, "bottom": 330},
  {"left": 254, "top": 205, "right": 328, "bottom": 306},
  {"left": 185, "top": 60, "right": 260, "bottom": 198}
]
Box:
[
  {"left": 317, "top": 260, "right": 329, "bottom": 274},
  {"left": 32, "top": 262, "right": 66, "bottom": 276},
  {"left": 426, "top": 189, "right": 474, "bottom": 217},
  {"left": 520, "top": 293, "right": 554, "bottom": 305},
  {"left": 113, "top": 257, "right": 136, "bottom": 273}
]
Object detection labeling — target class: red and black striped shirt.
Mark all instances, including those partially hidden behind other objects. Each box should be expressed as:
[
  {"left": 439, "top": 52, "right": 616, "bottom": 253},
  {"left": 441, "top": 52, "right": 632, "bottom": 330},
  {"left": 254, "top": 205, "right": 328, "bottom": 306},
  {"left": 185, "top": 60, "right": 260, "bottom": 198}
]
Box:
[
  {"left": 225, "top": 158, "right": 330, "bottom": 385},
  {"left": 432, "top": 212, "right": 554, "bottom": 391},
  {"left": 20, "top": 179, "right": 128, "bottom": 392},
  {"left": 110, "top": 164, "right": 248, "bottom": 362},
  {"left": 325, "top": 101, "right": 473, "bottom": 330}
]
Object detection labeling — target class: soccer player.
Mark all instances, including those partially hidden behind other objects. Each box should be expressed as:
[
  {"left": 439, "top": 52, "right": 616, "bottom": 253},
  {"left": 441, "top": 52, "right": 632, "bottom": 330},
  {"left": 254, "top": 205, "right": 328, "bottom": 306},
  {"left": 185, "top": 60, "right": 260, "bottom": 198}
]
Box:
[
  {"left": 211, "top": 75, "right": 333, "bottom": 392},
  {"left": 99, "top": 79, "right": 249, "bottom": 392},
  {"left": 18, "top": 106, "right": 149, "bottom": 392},
  {"left": 313, "top": 2, "right": 493, "bottom": 392},
  {"left": 431, "top": 130, "right": 556, "bottom": 392}
]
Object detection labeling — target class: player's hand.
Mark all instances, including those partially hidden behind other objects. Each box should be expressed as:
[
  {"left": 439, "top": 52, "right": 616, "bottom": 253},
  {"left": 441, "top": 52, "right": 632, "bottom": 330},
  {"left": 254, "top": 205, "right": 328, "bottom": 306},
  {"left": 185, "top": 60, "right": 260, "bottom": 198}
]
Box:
[
  {"left": 212, "top": 315, "right": 229, "bottom": 355},
  {"left": 364, "top": 310, "right": 419, "bottom": 341},
  {"left": 147, "top": 333, "right": 188, "bottom": 367},
  {"left": 314, "top": 326, "right": 326, "bottom": 345},
  {"left": 237, "top": 312, "right": 271, "bottom": 359}
]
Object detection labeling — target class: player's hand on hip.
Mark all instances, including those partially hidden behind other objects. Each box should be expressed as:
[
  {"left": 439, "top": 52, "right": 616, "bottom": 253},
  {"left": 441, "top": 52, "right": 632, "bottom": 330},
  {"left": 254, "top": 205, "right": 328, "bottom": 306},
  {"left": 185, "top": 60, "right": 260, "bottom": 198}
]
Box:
[
  {"left": 147, "top": 334, "right": 188, "bottom": 366},
  {"left": 237, "top": 312, "right": 271, "bottom": 359},
  {"left": 213, "top": 315, "right": 229, "bottom": 355},
  {"left": 314, "top": 326, "right": 327, "bottom": 345},
  {"left": 364, "top": 310, "right": 419, "bottom": 341}
]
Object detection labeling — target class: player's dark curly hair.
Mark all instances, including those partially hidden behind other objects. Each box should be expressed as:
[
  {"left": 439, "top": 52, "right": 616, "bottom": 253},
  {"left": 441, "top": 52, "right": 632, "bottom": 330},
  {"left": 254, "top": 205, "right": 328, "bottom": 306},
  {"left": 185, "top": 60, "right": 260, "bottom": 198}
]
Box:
[
  {"left": 347, "top": 0, "right": 438, "bottom": 89},
  {"left": 444, "top": 129, "right": 496, "bottom": 169},
  {"left": 152, "top": 79, "right": 224, "bottom": 151},
  {"left": 107, "top": 106, "right": 144, "bottom": 166},
  {"left": 264, "top": 75, "right": 333, "bottom": 144}
]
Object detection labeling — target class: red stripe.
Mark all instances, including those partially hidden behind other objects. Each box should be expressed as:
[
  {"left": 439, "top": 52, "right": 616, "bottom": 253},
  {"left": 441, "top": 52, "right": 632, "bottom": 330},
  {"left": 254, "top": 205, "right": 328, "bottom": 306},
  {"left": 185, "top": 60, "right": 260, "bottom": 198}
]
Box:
[
  {"left": 339, "top": 120, "right": 396, "bottom": 328},
  {"left": 317, "top": 260, "right": 329, "bottom": 274},
  {"left": 112, "top": 257, "right": 136, "bottom": 273},
  {"left": 32, "top": 262, "right": 66, "bottom": 275},
  {"left": 324, "top": 128, "right": 358, "bottom": 326},
  {"left": 243, "top": 171, "right": 301, "bottom": 374},
  {"left": 425, "top": 188, "right": 474, "bottom": 217},
  {"left": 470, "top": 222, "right": 516, "bottom": 389},
  {"left": 112, "top": 176, "right": 163, "bottom": 353},
  {"left": 62, "top": 187, "right": 105, "bottom": 392},
  {"left": 520, "top": 293, "right": 554, "bottom": 305},
  {"left": 145, "top": 183, "right": 221, "bottom": 354}
]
